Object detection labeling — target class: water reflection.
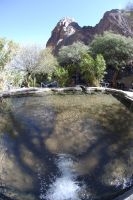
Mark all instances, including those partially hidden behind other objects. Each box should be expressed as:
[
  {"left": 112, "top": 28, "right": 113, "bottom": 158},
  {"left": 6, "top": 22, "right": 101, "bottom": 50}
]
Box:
[{"left": 0, "top": 94, "right": 133, "bottom": 200}]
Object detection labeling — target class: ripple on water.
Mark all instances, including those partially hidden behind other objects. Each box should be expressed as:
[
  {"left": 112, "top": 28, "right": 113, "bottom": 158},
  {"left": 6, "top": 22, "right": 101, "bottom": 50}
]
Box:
[{"left": 43, "top": 154, "right": 89, "bottom": 200}]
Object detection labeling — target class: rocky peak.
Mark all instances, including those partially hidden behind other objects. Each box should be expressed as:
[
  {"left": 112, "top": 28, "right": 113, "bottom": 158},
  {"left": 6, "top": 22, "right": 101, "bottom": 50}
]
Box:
[
  {"left": 58, "top": 17, "right": 75, "bottom": 27},
  {"left": 46, "top": 17, "right": 81, "bottom": 51},
  {"left": 58, "top": 17, "right": 80, "bottom": 37},
  {"left": 46, "top": 9, "right": 133, "bottom": 54},
  {"left": 95, "top": 9, "right": 133, "bottom": 36}
]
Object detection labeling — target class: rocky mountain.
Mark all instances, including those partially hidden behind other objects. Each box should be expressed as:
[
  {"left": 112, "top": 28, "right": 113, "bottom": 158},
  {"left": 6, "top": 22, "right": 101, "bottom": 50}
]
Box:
[{"left": 46, "top": 9, "right": 133, "bottom": 54}]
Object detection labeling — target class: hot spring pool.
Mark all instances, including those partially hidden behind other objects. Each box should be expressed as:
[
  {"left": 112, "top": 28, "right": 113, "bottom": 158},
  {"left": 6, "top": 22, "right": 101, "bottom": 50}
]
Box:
[{"left": 0, "top": 93, "right": 133, "bottom": 200}]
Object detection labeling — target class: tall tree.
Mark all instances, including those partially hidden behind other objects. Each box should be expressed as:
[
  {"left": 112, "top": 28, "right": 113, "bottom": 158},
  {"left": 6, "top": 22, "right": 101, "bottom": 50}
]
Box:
[
  {"left": 0, "top": 38, "right": 18, "bottom": 89},
  {"left": 4, "top": 45, "right": 41, "bottom": 87},
  {"left": 0, "top": 38, "right": 18, "bottom": 70},
  {"left": 80, "top": 53, "right": 106, "bottom": 86},
  {"left": 58, "top": 41, "right": 89, "bottom": 84},
  {"left": 90, "top": 32, "right": 133, "bottom": 86},
  {"left": 8, "top": 45, "right": 41, "bottom": 74},
  {"left": 5, "top": 46, "right": 58, "bottom": 87},
  {"left": 53, "top": 66, "right": 69, "bottom": 87},
  {"left": 58, "top": 41, "right": 89, "bottom": 65},
  {"left": 34, "top": 47, "right": 57, "bottom": 80}
]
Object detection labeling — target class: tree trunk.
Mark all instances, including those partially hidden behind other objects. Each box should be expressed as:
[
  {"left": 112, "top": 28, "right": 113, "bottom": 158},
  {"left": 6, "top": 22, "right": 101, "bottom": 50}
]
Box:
[{"left": 112, "top": 70, "right": 119, "bottom": 88}]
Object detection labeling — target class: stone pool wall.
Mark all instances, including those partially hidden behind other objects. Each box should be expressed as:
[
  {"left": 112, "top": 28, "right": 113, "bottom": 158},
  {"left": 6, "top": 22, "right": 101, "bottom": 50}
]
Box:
[{"left": 0, "top": 86, "right": 133, "bottom": 103}]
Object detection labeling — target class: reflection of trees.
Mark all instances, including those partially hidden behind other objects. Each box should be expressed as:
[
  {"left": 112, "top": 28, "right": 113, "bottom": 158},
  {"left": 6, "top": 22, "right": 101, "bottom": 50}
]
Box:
[
  {"left": 13, "top": 109, "right": 58, "bottom": 197},
  {"left": 75, "top": 103, "right": 133, "bottom": 199},
  {"left": 40, "top": 95, "right": 133, "bottom": 199},
  {"left": 0, "top": 99, "right": 13, "bottom": 137},
  {"left": 0, "top": 97, "right": 58, "bottom": 200},
  {"left": 0, "top": 99, "right": 16, "bottom": 199},
  {"left": 0, "top": 192, "right": 14, "bottom": 200},
  {"left": 0, "top": 95, "right": 133, "bottom": 199},
  {"left": 0, "top": 98, "right": 12, "bottom": 112}
]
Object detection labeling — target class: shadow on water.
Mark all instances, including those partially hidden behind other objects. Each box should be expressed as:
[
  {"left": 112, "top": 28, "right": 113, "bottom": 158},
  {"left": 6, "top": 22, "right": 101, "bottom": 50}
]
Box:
[
  {"left": 0, "top": 94, "right": 133, "bottom": 200},
  {"left": 76, "top": 103, "right": 133, "bottom": 199},
  {"left": 0, "top": 96, "right": 60, "bottom": 200},
  {"left": 0, "top": 192, "right": 15, "bottom": 200}
]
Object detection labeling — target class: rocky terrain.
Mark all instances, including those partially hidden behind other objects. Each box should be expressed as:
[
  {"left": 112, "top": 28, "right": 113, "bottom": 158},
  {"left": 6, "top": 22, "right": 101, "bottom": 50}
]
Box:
[{"left": 46, "top": 9, "right": 133, "bottom": 54}]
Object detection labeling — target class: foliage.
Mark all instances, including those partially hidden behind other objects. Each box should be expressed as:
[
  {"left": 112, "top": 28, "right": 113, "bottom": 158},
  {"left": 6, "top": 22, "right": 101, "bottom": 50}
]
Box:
[
  {"left": 58, "top": 42, "right": 89, "bottom": 84},
  {"left": 53, "top": 66, "right": 69, "bottom": 87},
  {"left": 58, "top": 41, "right": 89, "bottom": 65},
  {"left": 95, "top": 54, "right": 106, "bottom": 82},
  {"left": 80, "top": 53, "right": 106, "bottom": 86},
  {"left": 34, "top": 47, "right": 58, "bottom": 79},
  {"left": 0, "top": 70, "right": 7, "bottom": 90},
  {"left": 0, "top": 38, "right": 18, "bottom": 70},
  {"left": 8, "top": 45, "right": 41, "bottom": 74},
  {"left": 90, "top": 32, "right": 133, "bottom": 70},
  {"left": 26, "top": 74, "right": 37, "bottom": 87},
  {"left": 80, "top": 54, "right": 95, "bottom": 85},
  {"left": 1, "top": 67, "right": 27, "bottom": 89},
  {"left": 3, "top": 45, "right": 41, "bottom": 87},
  {"left": 4, "top": 46, "right": 59, "bottom": 88}
]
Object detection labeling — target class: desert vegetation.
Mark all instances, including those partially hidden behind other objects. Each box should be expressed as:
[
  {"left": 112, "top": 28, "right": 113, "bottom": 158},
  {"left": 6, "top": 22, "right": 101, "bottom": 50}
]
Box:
[{"left": 1, "top": 32, "right": 133, "bottom": 90}]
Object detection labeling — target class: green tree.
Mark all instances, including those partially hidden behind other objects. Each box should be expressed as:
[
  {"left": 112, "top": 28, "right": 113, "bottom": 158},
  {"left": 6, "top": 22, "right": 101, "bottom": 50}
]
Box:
[
  {"left": 34, "top": 47, "right": 58, "bottom": 80},
  {"left": 58, "top": 42, "right": 89, "bottom": 84},
  {"left": 0, "top": 38, "right": 18, "bottom": 70},
  {"left": 80, "top": 53, "right": 106, "bottom": 86},
  {"left": 90, "top": 32, "right": 133, "bottom": 86},
  {"left": 0, "top": 38, "right": 19, "bottom": 89},
  {"left": 53, "top": 67, "right": 69, "bottom": 87},
  {"left": 95, "top": 54, "right": 106, "bottom": 83},
  {"left": 5, "top": 69, "right": 27, "bottom": 88},
  {"left": 58, "top": 41, "right": 89, "bottom": 65}
]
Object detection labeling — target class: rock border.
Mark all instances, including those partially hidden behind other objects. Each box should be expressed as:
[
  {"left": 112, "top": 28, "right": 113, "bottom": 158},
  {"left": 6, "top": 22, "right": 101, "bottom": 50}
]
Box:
[
  {"left": 0, "top": 86, "right": 133, "bottom": 102},
  {"left": 113, "top": 188, "right": 133, "bottom": 200}
]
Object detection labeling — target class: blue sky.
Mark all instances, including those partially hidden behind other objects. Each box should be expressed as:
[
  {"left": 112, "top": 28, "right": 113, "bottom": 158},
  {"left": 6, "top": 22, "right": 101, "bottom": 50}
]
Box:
[{"left": 0, "top": 0, "right": 130, "bottom": 46}]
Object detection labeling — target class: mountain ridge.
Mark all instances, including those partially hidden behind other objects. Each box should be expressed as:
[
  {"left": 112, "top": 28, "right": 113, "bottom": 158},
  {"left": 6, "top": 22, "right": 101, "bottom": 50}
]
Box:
[{"left": 46, "top": 9, "right": 133, "bottom": 54}]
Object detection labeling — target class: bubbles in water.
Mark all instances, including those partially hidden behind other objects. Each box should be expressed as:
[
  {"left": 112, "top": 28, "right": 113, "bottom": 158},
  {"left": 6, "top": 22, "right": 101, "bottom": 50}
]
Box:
[
  {"left": 57, "top": 154, "right": 77, "bottom": 177},
  {"left": 45, "top": 154, "right": 86, "bottom": 200},
  {"left": 46, "top": 176, "right": 80, "bottom": 200},
  {"left": 122, "top": 177, "right": 133, "bottom": 189},
  {"left": 111, "top": 176, "right": 133, "bottom": 189},
  {"left": 37, "top": 164, "right": 48, "bottom": 200}
]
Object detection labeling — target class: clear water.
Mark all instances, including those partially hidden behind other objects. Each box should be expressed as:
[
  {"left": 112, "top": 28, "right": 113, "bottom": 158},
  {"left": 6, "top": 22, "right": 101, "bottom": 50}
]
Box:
[{"left": 0, "top": 93, "right": 133, "bottom": 200}]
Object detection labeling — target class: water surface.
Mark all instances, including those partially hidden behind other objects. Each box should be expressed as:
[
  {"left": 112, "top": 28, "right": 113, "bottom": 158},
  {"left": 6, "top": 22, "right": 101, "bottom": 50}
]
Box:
[{"left": 0, "top": 93, "right": 133, "bottom": 200}]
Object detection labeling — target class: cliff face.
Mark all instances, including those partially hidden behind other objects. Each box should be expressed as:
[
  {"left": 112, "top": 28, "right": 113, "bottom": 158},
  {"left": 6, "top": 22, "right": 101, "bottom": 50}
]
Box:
[
  {"left": 46, "top": 9, "right": 133, "bottom": 54},
  {"left": 95, "top": 9, "right": 133, "bottom": 36}
]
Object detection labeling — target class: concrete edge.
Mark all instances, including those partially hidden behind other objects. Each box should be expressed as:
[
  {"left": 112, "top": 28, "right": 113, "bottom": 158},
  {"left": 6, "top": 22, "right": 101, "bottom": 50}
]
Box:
[
  {"left": 0, "top": 86, "right": 133, "bottom": 100},
  {"left": 113, "top": 188, "right": 133, "bottom": 200}
]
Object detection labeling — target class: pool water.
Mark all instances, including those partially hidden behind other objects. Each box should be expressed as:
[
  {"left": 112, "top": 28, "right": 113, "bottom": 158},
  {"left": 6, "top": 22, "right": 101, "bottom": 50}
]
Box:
[{"left": 0, "top": 93, "right": 133, "bottom": 200}]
